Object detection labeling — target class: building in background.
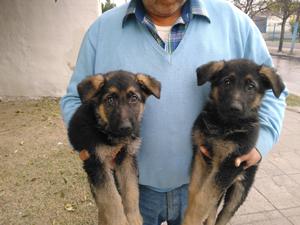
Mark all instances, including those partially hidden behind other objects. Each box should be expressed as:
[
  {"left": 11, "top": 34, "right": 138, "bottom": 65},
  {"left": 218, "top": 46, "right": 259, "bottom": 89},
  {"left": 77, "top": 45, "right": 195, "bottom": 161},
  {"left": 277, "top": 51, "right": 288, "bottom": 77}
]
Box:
[{"left": 253, "top": 16, "right": 268, "bottom": 33}]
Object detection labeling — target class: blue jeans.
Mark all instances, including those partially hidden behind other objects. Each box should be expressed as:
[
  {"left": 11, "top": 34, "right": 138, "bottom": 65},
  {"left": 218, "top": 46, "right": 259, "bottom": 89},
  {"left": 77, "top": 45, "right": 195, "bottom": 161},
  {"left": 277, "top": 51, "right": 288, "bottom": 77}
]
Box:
[{"left": 139, "top": 184, "right": 188, "bottom": 225}]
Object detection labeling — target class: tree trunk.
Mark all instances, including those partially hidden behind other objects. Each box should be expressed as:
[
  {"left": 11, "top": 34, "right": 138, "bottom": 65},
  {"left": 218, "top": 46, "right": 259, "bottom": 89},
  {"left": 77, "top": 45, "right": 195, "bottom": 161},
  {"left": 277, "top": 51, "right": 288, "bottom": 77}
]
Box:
[
  {"left": 278, "top": 17, "right": 287, "bottom": 52},
  {"left": 290, "top": 8, "right": 300, "bottom": 54}
]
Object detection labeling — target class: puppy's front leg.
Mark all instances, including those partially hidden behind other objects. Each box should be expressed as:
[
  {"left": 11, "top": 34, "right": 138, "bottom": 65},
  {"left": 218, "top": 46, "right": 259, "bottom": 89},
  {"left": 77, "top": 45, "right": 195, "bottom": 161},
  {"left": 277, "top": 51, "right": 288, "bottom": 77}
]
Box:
[
  {"left": 115, "top": 153, "right": 143, "bottom": 225},
  {"left": 187, "top": 150, "right": 210, "bottom": 206},
  {"left": 182, "top": 170, "right": 223, "bottom": 225},
  {"left": 90, "top": 161, "right": 129, "bottom": 225}
]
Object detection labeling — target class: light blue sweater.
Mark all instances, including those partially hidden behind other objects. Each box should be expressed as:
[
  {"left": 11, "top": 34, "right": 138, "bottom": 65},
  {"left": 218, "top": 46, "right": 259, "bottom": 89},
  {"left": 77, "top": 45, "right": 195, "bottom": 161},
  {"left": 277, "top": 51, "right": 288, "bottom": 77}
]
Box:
[{"left": 60, "top": 0, "right": 287, "bottom": 191}]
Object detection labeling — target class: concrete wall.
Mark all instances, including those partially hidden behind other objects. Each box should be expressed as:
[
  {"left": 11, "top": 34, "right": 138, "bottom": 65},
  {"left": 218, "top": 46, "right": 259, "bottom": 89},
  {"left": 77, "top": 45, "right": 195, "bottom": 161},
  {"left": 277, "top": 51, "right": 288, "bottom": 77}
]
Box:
[{"left": 0, "top": 0, "right": 100, "bottom": 97}]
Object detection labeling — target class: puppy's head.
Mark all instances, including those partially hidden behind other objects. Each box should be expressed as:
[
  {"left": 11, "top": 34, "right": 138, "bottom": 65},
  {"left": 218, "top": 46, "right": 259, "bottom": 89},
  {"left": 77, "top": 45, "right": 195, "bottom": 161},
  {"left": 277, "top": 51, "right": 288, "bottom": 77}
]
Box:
[
  {"left": 77, "top": 70, "right": 161, "bottom": 137},
  {"left": 196, "top": 59, "right": 285, "bottom": 118}
]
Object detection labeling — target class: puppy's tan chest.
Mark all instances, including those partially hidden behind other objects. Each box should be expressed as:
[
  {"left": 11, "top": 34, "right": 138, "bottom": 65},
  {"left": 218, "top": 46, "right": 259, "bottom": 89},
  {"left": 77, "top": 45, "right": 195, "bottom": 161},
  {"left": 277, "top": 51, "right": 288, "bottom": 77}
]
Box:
[
  {"left": 95, "top": 144, "right": 124, "bottom": 169},
  {"left": 95, "top": 138, "right": 141, "bottom": 169}
]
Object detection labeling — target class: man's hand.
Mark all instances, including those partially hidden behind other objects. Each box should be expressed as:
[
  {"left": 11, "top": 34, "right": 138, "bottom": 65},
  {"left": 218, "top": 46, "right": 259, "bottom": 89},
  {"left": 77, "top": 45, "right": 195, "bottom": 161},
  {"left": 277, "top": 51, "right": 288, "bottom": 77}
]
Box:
[
  {"left": 235, "top": 148, "right": 262, "bottom": 169},
  {"left": 79, "top": 149, "right": 90, "bottom": 161},
  {"left": 199, "top": 146, "right": 262, "bottom": 169}
]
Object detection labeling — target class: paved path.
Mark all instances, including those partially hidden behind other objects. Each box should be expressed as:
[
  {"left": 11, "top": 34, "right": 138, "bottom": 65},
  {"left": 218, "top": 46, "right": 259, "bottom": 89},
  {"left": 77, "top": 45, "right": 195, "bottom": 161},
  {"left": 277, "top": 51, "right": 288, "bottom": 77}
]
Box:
[{"left": 266, "top": 41, "right": 300, "bottom": 59}]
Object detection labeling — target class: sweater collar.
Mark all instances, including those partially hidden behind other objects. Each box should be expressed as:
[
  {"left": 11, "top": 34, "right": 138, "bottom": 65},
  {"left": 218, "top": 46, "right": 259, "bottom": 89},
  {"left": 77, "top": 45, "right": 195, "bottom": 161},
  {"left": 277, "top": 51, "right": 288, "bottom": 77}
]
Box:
[{"left": 122, "top": 0, "right": 210, "bottom": 27}]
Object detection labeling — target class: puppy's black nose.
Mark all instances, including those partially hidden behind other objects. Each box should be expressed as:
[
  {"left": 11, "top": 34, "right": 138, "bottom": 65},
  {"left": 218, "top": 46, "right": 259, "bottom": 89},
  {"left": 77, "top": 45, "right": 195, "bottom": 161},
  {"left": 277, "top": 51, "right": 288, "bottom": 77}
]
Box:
[
  {"left": 118, "top": 121, "right": 132, "bottom": 134},
  {"left": 230, "top": 101, "right": 243, "bottom": 112}
]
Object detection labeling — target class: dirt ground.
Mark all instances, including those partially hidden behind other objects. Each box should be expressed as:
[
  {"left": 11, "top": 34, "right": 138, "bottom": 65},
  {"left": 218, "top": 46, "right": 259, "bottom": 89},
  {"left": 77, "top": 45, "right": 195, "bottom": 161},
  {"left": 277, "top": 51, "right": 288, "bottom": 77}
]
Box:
[{"left": 0, "top": 98, "right": 97, "bottom": 225}]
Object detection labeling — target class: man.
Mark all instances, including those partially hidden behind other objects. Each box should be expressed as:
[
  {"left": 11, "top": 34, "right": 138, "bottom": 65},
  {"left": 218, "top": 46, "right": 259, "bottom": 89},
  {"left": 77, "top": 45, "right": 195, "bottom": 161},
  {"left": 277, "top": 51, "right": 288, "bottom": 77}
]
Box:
[{"left": 60, "top": 0, "right": 287, "bottom": 224}]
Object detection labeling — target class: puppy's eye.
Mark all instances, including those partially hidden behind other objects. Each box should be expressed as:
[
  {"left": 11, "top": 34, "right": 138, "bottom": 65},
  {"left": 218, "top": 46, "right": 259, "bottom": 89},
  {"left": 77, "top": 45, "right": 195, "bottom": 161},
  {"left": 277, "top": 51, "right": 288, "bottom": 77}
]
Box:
[
  {"left": 224, "top": 78, "right": 231, "bottom": 86},
  {"left": 106, "top": 96, "right": 114, "bottom": 106},
  {"left": 129, "top": 94, "right": 139, "bottom": 104},
  {"left": 247, "top": 83, "right": 256, "bottom": 91}
]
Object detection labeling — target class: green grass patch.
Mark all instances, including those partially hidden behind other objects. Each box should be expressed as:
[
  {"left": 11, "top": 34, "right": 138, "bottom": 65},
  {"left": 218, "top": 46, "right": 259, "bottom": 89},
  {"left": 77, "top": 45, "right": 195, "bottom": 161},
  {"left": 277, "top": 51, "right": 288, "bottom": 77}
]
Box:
[{"left": 287, "top": 94, "right": 300, "bottom": 107}]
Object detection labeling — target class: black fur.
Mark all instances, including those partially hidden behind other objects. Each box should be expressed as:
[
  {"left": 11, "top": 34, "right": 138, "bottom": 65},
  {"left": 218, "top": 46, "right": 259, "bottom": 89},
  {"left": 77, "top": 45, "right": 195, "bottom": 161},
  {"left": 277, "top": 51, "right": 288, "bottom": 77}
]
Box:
[{"left": 68, "top": 102, "right": 111, "bottom": 152}]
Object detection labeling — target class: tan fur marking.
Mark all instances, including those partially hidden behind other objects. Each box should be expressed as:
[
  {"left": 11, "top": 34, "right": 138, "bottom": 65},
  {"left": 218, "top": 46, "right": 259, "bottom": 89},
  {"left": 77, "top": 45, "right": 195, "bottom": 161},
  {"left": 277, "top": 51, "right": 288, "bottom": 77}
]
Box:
[
  {"left": 92, "top": 138, "right": 143, "bottom": 225},
  {"left": 188, "top": 152, "right": 210, "bottom": 205},
  {"left": 91, "top": 167, "right": 129, "bottom": 225},
  {"left": 259, "top": 66, "right": 285, "bottom": 98},
  {"left": 209, "top": 61, "right": 225, "bottom": 75},
  {"left": 126, "top": 138, "right": 141, "bottom": 155},
  {"left": 108, "top": 86, "right": 119, "bottom": 94},
  {"left": 251, "top": 94, "right": 263, "bottom": 109},
  {"left": 212, "top": 140, "right": 237, "bottom": 164},
  {"left": 205, "top": 205, "right": 218, "bottom": 225},
  {"left": 91, "top": 75, "right": 105, "bottom": 90},
  {"left": 138, "top": 104, "right": 145, "bottom": 122},
  {"left": 78, "top": 75, "right": 105, "bottom": 101},
  {"left": 183, "top": 135, "right": 238, "bottom": 225},
  {"left": 215, "top": 181, "right": 245, "bottom": 225},
  {"left": 189, "top": 129, "right": 208, "bottom": 201},
  {"left": 115, "top": 154, "right": 143, "bottom": 225},
  {"left": 98, "top": 104, "right": 109, "bottom": 124},
  {"left": 259, "top": 66, "right": 274, "bottom": 78},
  {"left": 244, "top": 75, "right": 263, "bottom": 109},
  {"left": 95, "top": 144, "right": 123, "bottom": 163},
  {"left": 211, "top": 87, "right": 219, "bottom": 104},
  {"left": 127, "top": 86, "right": 137, "bottom": 93},
  {"left": 136, "top": 74, "right": 161, "bottom": 99},
  {"left": 183, "top": 169, "right": 224, "bottom": 225},
  {"left": 136, "top": 75, "right": 150, "bottom": 88},
  {"left": 184, "top": 129, "right": 224, "bottom": 225}
]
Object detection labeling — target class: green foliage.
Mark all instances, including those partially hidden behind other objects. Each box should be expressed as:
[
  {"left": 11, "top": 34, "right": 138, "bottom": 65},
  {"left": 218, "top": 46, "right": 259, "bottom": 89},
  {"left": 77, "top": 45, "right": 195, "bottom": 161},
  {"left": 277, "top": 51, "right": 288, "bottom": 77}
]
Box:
[{"left": 101, "top": 0, "right": 116, "bottom": 13}]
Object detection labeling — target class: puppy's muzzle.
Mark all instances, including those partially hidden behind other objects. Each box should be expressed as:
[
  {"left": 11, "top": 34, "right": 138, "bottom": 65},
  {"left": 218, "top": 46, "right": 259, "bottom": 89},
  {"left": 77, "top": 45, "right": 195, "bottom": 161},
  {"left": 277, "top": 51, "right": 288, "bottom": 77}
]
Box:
[
  {"left": 229, "top": 101, "right": 243, "bottom": 113},
  {"left": 118, "top": 120, "right": 133, "bottom": 136}
]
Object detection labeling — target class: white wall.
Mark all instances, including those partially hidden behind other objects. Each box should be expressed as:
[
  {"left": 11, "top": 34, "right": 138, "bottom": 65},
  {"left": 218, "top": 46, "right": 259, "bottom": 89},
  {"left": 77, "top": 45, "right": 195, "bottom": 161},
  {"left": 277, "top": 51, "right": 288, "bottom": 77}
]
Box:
[{"left": 0, "top": 0, "right": 99, "bottom": 97}]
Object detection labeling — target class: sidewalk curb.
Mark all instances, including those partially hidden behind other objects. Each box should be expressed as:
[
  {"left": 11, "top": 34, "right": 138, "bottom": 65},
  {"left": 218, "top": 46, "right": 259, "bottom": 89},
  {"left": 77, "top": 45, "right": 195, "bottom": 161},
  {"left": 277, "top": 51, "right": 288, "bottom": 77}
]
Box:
[
  {"left": 270, "top": 52, "right": 300, "bottom": 60},
  {"left": 286, "top": 106, "right": 300, "bottom": 113}
]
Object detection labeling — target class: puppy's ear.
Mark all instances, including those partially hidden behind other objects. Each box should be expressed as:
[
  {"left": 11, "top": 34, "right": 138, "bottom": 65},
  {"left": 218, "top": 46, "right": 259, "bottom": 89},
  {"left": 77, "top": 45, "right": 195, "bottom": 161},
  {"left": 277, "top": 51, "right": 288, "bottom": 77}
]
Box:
[
  {"left": 136, "top": 74, "right": 161, "bottom": 99},
  {"left": 77, "top": 74, "right": 105, "bottom": 102},
  {"left": 196, "top": 60, "right": 225, "bottom": 86},
  {"left": 259, "top": 66, "right": 285, "bottom": 98}
]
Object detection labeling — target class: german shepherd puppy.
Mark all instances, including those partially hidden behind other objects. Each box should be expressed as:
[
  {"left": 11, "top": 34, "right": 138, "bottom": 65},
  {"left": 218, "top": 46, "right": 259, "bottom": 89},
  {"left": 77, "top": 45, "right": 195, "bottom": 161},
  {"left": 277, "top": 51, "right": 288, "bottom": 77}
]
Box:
[
  {"left": 182, "top": 59, "right": 285, "bottom": 225},
  {"left": 68, "top": 70, "right": 161, "bottom": 225}
]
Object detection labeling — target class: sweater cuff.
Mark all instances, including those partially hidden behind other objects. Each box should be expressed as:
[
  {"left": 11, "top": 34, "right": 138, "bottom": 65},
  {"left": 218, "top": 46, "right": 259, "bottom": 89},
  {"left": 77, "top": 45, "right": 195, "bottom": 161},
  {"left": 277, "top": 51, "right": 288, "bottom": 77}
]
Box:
[{"left": 256, "top": 126, "right": 273, "bottom": 157}]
